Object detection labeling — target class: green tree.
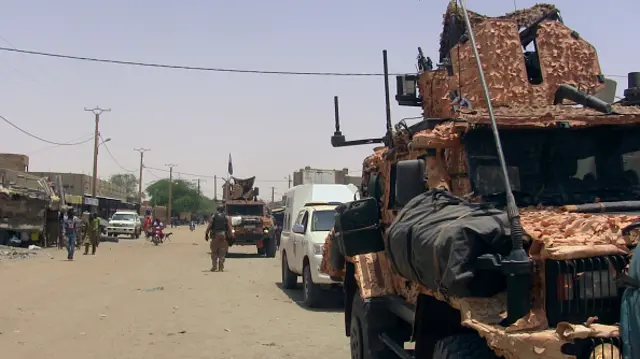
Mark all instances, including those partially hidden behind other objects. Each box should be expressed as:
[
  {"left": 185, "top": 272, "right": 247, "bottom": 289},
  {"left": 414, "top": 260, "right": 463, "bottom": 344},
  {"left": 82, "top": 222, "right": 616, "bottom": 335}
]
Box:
[
  {"left": 146, "top": 179, "right": 205, "bottom": 215},
  {"left": 109, "top": 173, "right": 144, "bottom": 201}
]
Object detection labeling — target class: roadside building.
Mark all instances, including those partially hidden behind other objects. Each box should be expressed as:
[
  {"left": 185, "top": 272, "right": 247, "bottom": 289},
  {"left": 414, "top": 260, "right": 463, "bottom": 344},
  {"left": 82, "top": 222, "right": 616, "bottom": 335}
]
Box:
[
  {"left": 28, "top": 172, "right": 135, "bottom": 219},
  {"left": 0, "top": 153, "right": 29, "bottom": 172},
  {"left": 291, "top": 166, "right": 361, "bottom": 187}
]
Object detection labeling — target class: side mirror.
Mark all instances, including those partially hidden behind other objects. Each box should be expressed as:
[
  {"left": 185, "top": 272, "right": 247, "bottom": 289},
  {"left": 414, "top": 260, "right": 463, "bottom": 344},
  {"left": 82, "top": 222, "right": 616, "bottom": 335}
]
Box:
[
  {"left": 292, "top": 223, "right": 305, "bottom": 234},
  {"left": 395, "top": 159, "right": 426, "bottom": 207}
]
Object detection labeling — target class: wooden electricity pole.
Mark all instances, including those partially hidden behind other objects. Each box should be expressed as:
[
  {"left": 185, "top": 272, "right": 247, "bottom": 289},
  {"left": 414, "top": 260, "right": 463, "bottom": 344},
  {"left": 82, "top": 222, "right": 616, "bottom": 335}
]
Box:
[
  {"left": 84, "top": 106, "right": 110, "bottom": 207},
  {"left": 166, "top": 164, "right": 177, "bottom": 219},
  {"left": 133, "top": 148, "right": 150, "bottom": 205}
]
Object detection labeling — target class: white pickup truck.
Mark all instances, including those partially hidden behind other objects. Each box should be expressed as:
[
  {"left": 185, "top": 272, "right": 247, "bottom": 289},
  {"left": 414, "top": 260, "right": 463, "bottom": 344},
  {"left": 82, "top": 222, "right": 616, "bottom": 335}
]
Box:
[
  {"left": 107, "top": 211, "right": 141, "bottom": 239},
  {"left": 281, "top": 203, "right": 342, "bottom": 307}
]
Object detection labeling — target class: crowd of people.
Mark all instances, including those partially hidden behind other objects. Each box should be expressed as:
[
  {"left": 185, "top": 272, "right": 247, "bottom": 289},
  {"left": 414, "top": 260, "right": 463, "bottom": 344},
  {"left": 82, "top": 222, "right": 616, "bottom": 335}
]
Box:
[{"left": 55, "top": 206, "right": 234, "bottom": 269}]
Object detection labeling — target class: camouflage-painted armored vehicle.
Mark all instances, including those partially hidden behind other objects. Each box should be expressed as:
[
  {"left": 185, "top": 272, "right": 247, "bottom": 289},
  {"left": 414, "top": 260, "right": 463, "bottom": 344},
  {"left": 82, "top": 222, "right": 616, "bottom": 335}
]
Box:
[
  {"left": 223, "top": 176, "right": 277, "bottom": 257},
  {"left": 321, "top": 2, "right": 640, "bottom": 359}
]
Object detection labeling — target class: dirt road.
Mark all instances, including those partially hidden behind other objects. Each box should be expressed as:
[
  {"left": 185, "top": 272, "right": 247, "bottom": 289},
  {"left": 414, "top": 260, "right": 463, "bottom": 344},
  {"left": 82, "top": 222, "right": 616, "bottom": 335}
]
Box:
[{"left": 0, "top": 227, "right": 349, "bottom": 359}]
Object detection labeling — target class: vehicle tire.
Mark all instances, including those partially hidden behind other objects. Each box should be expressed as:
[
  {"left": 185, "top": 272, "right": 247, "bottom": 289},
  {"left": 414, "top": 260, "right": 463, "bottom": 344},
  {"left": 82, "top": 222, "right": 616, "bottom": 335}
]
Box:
[
  {"left": 265, "top": 237, "right": 277, "bottom": 258},
  {"left": 257, "top": 247, "right": 267, "bottom": 256},
  {"left": 135, "top": 230, "right": 141, "bottom": 239},
  {"left": 350, "top": 291, "right": 397, "bottom": 359},
  {"left": 432, "top": 333, "right": 499, "bottom": 359},
  {"left": 281, "top": 252, "right": 298, "bottom": 289},
  {"left": 303, "top": 263, "right": 323, "bottom": 308}
]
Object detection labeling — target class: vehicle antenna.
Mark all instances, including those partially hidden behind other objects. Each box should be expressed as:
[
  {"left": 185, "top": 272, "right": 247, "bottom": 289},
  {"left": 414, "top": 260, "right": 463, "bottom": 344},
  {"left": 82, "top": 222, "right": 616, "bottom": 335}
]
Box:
[{"left": 458, "top": 0, "right": 532, "bottom": 326}]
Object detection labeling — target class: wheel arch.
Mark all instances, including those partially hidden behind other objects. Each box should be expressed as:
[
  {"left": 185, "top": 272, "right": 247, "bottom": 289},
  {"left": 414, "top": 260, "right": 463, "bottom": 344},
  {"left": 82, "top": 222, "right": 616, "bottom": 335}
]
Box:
[{"left": 414, "top": 293, "right": 474, "bottom": 358}]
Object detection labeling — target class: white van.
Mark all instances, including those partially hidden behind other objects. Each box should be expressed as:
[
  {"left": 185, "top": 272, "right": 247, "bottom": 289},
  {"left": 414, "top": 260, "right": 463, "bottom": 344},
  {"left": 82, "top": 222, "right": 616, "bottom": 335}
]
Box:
[{"left": 279, "top": 184, "right": 358, "bottom": 307}]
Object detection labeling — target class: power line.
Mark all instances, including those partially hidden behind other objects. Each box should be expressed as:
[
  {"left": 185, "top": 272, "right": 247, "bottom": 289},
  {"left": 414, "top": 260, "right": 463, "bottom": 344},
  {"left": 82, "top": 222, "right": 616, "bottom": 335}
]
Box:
[
  {"left": 26, "top": 132, "right": 94, "bottom": 155},
  {"left": 0, "top": 46, "right": 631, "bottom": 80},
  {"left": 99, "top": 134, "right": 135, "bottom": 173},
  {"left": 145, "top": 167, "right": 162, "bottom": 179},
  {"left": 0, "top": 46, "right": 405, "bottom": 77},
  {"left": 0, "top": 114, "right": 94, "bottom": 145},
  {"left": 144, "top": 165, "right": 289, "bottom": 182}
]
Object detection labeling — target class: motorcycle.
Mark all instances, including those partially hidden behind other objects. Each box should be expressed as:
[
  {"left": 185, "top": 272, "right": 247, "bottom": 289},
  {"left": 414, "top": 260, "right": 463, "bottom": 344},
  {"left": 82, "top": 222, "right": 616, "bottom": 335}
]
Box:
[{"left": 151, "top": 225, "right": 165, "bottom": 246}]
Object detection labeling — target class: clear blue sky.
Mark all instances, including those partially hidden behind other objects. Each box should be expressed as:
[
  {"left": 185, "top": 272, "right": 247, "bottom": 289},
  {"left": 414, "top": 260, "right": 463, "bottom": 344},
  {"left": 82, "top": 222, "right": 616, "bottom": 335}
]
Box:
[{"left": 0, "top": 0, "right": 637, "bottom": 199}]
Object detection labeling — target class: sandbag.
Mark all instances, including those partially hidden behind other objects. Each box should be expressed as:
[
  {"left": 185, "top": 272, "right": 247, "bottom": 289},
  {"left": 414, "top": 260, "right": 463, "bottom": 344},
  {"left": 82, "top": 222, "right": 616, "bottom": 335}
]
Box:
[{"left": 386, "top": 190, "right": 512, "bottom": 298}]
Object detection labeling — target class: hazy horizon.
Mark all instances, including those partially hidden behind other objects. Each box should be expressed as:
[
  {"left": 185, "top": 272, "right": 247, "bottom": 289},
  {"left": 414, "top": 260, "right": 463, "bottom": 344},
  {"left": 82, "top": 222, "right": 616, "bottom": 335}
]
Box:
[{"left": 0, "top": 0, "right": 637, "bottom": 199}]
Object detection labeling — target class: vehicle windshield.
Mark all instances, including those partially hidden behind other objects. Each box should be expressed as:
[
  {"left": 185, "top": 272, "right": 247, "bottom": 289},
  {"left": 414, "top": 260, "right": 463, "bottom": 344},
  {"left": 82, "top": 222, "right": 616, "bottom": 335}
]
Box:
[
  {"left": 226, "top": 204, "right": 264, "bottom": 216},
  {"left": 464, "top": 125, "right": 640, "bottom": 207},
  {"left": 111, "top": 213, "right": 136, "bottom": 221},
  {"left": 311, "top": 210, "right": 336, "bottom": 232}
]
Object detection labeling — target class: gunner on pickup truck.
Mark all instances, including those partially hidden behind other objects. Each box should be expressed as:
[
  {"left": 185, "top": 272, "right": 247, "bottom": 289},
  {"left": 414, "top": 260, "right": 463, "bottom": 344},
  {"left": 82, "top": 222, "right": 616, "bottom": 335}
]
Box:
[{"left": 205, "top": 205, "right": 233, "bottom": 272}]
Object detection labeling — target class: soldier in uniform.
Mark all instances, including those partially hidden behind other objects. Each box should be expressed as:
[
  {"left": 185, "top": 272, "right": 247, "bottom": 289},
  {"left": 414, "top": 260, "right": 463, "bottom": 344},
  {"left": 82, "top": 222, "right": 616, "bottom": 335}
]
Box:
[
  {"left": 82, "top": 212, "right": 100, "bottom": 256},
  {"left": 205, "top": 206, "right": 233, "bottom": 272}
]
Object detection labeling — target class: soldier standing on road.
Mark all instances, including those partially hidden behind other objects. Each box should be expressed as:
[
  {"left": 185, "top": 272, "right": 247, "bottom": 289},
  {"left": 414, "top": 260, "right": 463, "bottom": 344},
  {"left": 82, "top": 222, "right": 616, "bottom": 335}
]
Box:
[
  {"left": 205, "top": 206, "right": 233, "bottom": 272},
  {"left": 82, "top": 212, "right": 100, "bottom": 256}
]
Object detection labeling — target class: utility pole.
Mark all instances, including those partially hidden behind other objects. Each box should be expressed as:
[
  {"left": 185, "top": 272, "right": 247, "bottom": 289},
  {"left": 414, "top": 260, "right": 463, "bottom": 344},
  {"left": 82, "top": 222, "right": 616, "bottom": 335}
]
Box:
[
  {"left": 85, "top": 106, "right": 111, "bottom": 207},
  {"left": 288, "top": 174, "right": 292, "bottom": 188},
  {"left": 166, "top": 164, "right": 177, "bottom": 220},
  {"left": 197, "top": 178, "right": 201, "bottom": 196},
  {"left": 133, "top": 148, "right": 150, "bottom": 205},
  {"left": 214, "top": 175, "right": 217, "bottom": 200},
  {"left": 271, "top": 186, "right": 275, "bottom": 203}
]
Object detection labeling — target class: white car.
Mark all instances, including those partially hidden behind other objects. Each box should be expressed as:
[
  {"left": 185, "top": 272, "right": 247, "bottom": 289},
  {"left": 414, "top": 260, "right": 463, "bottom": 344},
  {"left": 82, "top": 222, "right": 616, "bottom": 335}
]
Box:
[
  {"left": 280, "top": 204, "right": 341, "bottom": 307},
  {"left": 107, "top": 211, "right": 141, "bottom": 239}
]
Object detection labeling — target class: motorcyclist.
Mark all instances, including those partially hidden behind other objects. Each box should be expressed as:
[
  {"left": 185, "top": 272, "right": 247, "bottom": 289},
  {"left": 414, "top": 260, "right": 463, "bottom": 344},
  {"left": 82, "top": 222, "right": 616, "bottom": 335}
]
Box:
[{"left": 151, "top": 218, "right": 165, "bottom": 240}]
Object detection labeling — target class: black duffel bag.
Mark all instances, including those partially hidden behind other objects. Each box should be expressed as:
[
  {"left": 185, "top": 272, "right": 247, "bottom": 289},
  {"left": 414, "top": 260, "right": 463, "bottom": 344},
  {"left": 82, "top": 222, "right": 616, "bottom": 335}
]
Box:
[{"left": 386, "top": 189, "right": 512, "bottom": 298}]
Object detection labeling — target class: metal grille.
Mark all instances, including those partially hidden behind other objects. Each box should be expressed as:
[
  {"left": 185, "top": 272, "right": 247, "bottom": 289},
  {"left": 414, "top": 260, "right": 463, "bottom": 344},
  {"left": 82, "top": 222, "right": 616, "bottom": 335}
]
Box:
[
  {"left": 545, "top": 255, "right": 629, "bottom": 326},
  {"left": 562, "top": 337, "right": 623, "bottom": 359}
]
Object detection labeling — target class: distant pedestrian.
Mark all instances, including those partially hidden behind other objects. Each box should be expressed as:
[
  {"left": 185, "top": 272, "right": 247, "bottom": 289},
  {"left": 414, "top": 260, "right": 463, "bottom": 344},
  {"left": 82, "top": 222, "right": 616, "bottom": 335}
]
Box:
[
  {"left": 82, "top": 212, "right": 100, "bottom": 256},
  {"left": 58, "top": 211, "right": 66, "bottom": 249},
  {"left": 205, "top": 206, "right": 233, "bottom": 272},
  {"left": 62, "top": 209, "right": 82, "bottom": 260}
]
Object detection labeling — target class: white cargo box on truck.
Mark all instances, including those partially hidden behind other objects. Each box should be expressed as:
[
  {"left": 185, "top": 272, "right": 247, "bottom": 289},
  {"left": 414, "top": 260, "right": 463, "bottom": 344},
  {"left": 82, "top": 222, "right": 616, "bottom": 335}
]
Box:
[{"left": 280, "top": 183, "right": 358, "bottom": 234}]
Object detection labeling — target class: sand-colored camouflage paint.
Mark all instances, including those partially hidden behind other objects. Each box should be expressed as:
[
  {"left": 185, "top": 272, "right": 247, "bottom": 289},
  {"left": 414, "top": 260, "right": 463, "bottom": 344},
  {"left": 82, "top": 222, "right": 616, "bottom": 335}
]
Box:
[{"left": 322, "top": 3, "right": 637, "bottom": 356}]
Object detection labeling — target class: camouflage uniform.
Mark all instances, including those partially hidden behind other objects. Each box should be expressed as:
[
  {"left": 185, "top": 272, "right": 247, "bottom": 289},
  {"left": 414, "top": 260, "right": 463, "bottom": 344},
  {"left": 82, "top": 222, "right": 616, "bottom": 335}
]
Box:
[
  {"left": 210, "top": 231, "right": 229, "bottom": 271},
  {"left": 206, "top": 211, "right": 232, "bottom": 272},
  {"left": 83, "top": 216, "right": 100, "bottom": 255}
]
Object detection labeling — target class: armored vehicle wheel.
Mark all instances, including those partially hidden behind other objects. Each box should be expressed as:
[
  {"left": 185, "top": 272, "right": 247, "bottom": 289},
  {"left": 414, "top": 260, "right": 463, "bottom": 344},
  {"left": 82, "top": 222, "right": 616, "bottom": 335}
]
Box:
[
  {"left": 302, "top": 263, "right": 323, "bottom": 308},
  {"left": 432, "top": 333, "right": 499, "bottom": 359},
  {"left": 281, "top": 252, "right": 298, "bottom": 289},
  {"left": 349, "top": 291, "right": 396, "bottom": 359}
]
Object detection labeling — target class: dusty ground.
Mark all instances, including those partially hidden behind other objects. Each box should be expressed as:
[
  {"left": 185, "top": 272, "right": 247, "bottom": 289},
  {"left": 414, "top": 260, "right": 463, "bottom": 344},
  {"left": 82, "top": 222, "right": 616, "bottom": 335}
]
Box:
[{"left": 0, "top": 226, "right": 349, "bottom": 359}]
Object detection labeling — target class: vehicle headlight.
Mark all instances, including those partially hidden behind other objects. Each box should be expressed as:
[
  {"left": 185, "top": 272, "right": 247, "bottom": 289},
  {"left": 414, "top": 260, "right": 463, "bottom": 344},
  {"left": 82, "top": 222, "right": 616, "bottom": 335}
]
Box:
[
  {"left": 313, "top": 243, "right": 324, "bottom": 255},
  {"left": 557, "top": 270, "right": 618, "bottom": 300}
]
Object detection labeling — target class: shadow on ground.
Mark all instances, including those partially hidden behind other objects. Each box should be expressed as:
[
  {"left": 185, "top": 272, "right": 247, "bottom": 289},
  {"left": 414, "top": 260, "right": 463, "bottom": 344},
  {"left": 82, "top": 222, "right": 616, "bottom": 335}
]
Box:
[
  {"left": 226, "top": 252, "right": 264, "bottom": 259},
  {"left": 275, "top": 282, "right": 344, "bottom": 312}
]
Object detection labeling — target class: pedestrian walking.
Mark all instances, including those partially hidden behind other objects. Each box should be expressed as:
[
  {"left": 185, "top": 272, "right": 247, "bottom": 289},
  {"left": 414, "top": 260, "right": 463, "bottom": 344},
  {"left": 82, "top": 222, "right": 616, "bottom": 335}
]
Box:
[
  {"left": 62, "top": 209, "right": 82, "bottom": 260},
  {"left": 205, "top": 206, "right": 233, "bottom": 272},
  {"left": 58, "top": 211, "right": 66, "bottom": 249},
  {"left": 82, "top": 212, "right": 100, "bottom": 256}
]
